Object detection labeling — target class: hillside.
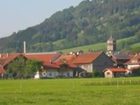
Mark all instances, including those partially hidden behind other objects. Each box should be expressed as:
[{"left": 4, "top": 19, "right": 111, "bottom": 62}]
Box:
[
  {"left": 1, "top": 0, "right": 140, "bottom": 53},
  {"left": 58, "top": 36, "right": 140, "bottom": 53}
]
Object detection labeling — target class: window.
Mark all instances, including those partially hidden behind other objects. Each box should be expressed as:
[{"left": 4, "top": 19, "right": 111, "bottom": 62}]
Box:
[
  {"left": 67, "top": 72, "right": 70, "bottom": 77},
  {"left": 107, "top": 72, "right": 110, "bottom": 75},
  {"left": 49, "top": 73, "right": 52, "bottom": 76}
]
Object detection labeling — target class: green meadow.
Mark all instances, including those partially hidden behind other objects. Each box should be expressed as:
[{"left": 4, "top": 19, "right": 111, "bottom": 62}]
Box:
[
  {"left": 58, "top": 42, "right": 106, "bottom": 53},
  {"left": 0, "top": 78, "right": 140, "bottom": 105},
  {"left": 58, "top": 36, "right": 140, "bottom": 53}
]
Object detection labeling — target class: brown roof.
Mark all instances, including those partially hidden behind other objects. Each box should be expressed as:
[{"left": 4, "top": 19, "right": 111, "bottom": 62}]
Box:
[{"left": 73, "top": 52, "right": 103, "bottom": 64}]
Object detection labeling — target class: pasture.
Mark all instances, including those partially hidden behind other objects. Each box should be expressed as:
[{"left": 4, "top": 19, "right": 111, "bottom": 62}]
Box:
[{"left": 0, "top": 78, "right": 140, "bottom": 105}]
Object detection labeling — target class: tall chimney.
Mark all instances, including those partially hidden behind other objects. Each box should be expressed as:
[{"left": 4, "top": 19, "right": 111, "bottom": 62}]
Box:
[{"left": 23, "top": 41, "right": 27, "bottom": 54}]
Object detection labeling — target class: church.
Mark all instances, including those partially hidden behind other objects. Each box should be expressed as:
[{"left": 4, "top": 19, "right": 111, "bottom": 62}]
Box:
[{"left": 106, "top": 36, "right": 116, "bottom": 56}]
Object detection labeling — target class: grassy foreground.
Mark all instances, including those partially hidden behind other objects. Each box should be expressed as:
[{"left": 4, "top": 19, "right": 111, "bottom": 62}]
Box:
[{"left": 0, "top": 78, "right": 140, "bottom": 105}]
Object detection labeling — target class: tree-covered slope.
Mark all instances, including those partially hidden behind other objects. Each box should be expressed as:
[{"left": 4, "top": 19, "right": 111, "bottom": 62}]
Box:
[{"left": 1, "top": 0, "right": 140, "bottom": 53}]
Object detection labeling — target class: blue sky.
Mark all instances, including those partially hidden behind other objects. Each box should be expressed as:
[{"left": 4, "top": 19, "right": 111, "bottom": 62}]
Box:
[{"left": 0, "top": 0, "right": 83, "bottom": 38}]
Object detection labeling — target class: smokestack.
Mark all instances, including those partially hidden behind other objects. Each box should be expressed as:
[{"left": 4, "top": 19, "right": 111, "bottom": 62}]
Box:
[{"left": 23, "top": 41, "right": 27, "bottom": 54}]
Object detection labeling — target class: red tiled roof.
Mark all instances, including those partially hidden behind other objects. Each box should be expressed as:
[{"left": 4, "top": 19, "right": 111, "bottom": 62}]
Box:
[
  {"left": 52, "top": 54, "right": 77, "bottom": 69},
  {"left": 105, "top": 68, "right": 128, "bottom": 73},
  {"left": 0, "top": 53, "right": 23, "bottom": 66},
  {"left": 25, "top": 53, "right": 61, "bottom": 64},
  {"left": 0, "top": 53, "right": 76, "bottom": 71},
  {"left": 43, "top": 62, "right": 77, "bottom": 70},
  {"left": 67, "top": 63, "right": 77, "bottom": 68},
  {"left": 54, "top": 54, "right": 76, "bottom": 63},
  {"left": 73, "top": 52, "right": 103, "bottom": 64},
  {"left": 58, "top": 63, "right": 77, "bottom": 69},
  {"left": 43, "top": 63, "right": 60, "bottom": 69}
]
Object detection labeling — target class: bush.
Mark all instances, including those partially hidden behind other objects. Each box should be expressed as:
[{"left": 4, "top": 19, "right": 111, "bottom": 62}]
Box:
[{"left": 93, "top": 70, "right": 103, "bottom": 77}]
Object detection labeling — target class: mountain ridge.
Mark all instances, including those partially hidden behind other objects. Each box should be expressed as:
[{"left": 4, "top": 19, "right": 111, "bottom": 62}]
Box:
[{"left": 0, "top": 0, "right": 140, "bottom": 53}]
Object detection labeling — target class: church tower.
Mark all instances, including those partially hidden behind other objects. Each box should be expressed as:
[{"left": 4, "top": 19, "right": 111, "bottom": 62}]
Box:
[{"left": 107, "top": 36, "right": 116, "bottom": 56}]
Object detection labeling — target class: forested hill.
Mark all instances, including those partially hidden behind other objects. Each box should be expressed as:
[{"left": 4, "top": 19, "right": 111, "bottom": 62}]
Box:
[{"left": 1, "top": 0, "right": 140, "bottom": 53}]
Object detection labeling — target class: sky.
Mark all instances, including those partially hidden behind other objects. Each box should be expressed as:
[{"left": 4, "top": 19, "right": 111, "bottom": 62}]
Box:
[{"left": 0, "top": 0, "right": 83, "bottom": 38}]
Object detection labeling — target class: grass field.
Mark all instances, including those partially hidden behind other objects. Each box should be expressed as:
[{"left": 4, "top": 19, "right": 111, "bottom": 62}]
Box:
[
  {"left": 58, "top": 42, "right": 106, "bottom": 53},
  {"left": 1, "top": 78, "right": 140, "bottom": 105},
  {"left": 58, "top": 36, "right": 140, "bottom": 53},
  {"left": 129, "top": 42, "right": 140, "bottom": 52}
]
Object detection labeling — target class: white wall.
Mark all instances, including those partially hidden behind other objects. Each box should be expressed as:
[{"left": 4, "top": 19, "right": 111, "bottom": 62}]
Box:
[
  {"left": 127, "top": 64, "right": 140, "bottom": 70},
  {"left": 104, "top": 70, "right": 114, "bottom": 78},
  {"left": 59, "top": 71, "right": 73, "bottom": 77},
  {"left": 41, "top": 70, "right": 74, "bottom": 78},
  {"left": 79, "top": 64, "right": 93, "bottom": 73}
]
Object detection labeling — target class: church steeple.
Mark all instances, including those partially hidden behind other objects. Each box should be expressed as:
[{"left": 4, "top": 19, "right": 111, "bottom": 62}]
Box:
[{"left": 106, "top": 36, "right": 116, "bottom": 56}]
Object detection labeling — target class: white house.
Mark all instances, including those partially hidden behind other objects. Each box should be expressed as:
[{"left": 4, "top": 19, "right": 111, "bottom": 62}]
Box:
[
  {"left": 126, "top": 54, "right": 140, "bottom": 70},
  {"left": 73, "top": 52, "right": 114, "bottom": 74}
]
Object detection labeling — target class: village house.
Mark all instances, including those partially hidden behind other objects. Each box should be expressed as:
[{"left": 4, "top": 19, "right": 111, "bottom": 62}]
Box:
[
  {"left": 104, "top": 53, "right": 140, "bottom": 78},
  {"left": 26, "top": 52, "right": 78, "bottom": 78},
  {"left": 73, "top": 52, "right": 114, "bottom": 76},
  {"left": 42, "top": 62, "right": 77, "bottom": 78},
  {"left": 112, "top": 52, "right": 130, "bottom": 67},
  {"left": 0, "top": 52, "right": 79, "bottom": 79},
  {"left": 125, "top": 53, "right": 140, "bottom": 70},
  {"left": 51, "top": 54, "right": 78, "bottom": 78},
  {"left": 1, "top": 49, "right": 139, "bottom": 79},
  {"left": 25, "top": 52, "right": 60, "bottom": 78},
  {"left": 104, "top": 67, "right": 130, "bottom": 78},
  {"left": 0, "top": 53, "right": 27, "bottom": 78},
  {"left": 0, "top": 53, "right": 60, "bottom": 78}
]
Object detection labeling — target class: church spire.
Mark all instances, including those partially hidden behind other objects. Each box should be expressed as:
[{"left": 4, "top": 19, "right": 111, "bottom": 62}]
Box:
[
  {"left": 108, "top": 35, "right": 114, "bottom": 41},
  {"left": 106, "top": 36, "right": 116, "bottom": 56}
]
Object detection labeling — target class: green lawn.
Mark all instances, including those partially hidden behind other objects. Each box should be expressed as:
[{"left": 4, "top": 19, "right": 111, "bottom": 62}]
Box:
[{"left": 0, "top": 78, "right": 140, "bottom": 105}]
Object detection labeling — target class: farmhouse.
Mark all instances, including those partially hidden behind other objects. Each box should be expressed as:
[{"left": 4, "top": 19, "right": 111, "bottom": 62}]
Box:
[
  {"left": 0, "top": 53, "right": 59, "bottom": 78},
  {"left": 0, "top": 53, "right": 25, "bottom": 68},
  {"left": 25, "top": 53, "right": 60, "bottom": 78},
  {"left": 26, "top": 53, "right": 78, "bottom": 78},
  {"left": 73, "top": 52, "right": 114, "bottom": 76},
  {"left": 0, "top": 53, "right": 29, "bottom": 78},
  {"left": 51, "top": 54, "right": 78, "bottom": 78},
  {"left": 42, "top": 62, "right": 77, "bottom": 78},
  {"left": 0, "top": 53, "right": 23, "bottom": 66}
]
